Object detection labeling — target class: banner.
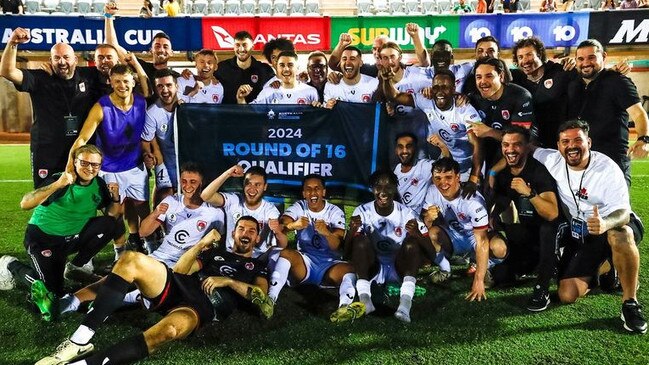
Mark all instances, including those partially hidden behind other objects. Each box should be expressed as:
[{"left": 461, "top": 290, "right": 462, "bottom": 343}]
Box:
[
  {"left": 330, "top": 16, "right": 460, "bottom": 51},
  {"left": 175, "top": 102, "right": 389, "bottom": 203},
  {"left": 200, "top": 17, "right": 330, "bottom": 51},
  {"left": 588, "top": 10, "right": 649, "bottom": 46},
  {"left": 0, "top": 15, "right": 202, "bottom": 51}
]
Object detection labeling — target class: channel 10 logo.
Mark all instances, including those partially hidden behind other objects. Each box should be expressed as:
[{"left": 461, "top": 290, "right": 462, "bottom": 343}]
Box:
[
  {"left": 505, "top": 18, "right": 581, "bottom": 47},
  {"left": 463, "top": 19, "right": 495, "bottom": 46}
]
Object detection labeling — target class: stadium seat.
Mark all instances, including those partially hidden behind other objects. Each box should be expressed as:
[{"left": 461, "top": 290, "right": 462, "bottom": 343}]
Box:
[
  {"left": 257, "top": 0, "right": 272, "bottom": 14},
  {"left": 289, "top": 0, "right": 304, "bottom": 15},
  {"left": 273, "top": 0, "right": 289, "bottom": 15},
  {"left": 436, "top": 0, "right": 451, "bottom": 12},
  {"left": 389, "top": 0, "right": 406, "bottom": 13},
  {"left": 41, "top": 0, "right": 59, "bottom": 12},
  {"left": 420, "top": 0, "right": 437, "bottom": 13},
  {"left": 208, "top": 0, "right": 224, "bottom": 14},
  {"left": 519, "top": 0, "right": 530, "bottom": 10},
  {"left": 240, "top": 0, "right": 255, "bottom": 14},
  {"left": 404, "top": 0, "right": 421, "bottom": 13},
  {"left": 150, "top": 1, "right": 161, "bottom": 15},
  {"left": 573, "top": 0, "right": 585, "bottom": 8},
  {"left": 357, "top": 0, "right": 372, "bottom": 14},
  {"left": 56, "top": 0, "right": 75, "bottom": 13},
  {"left": 224, "top": 0, "right": 240, "bottom": 14},
  {"left": 374, "top": 0, "right": 390, "bottom": 13},
  {"left": 25, "top": 0, "right": 49, "bottom": 13},
  {"left": 91, "top": 0, "right": 105, "bottom": 13},
  {"left": 76, "top": 0, "right": 91, "bottom": 13},
  {"left": 192, "top": 0, "right": 208, "bottom": 15},
  {"left": 304, "top": 0, "right": 319, "bottom": 14}
]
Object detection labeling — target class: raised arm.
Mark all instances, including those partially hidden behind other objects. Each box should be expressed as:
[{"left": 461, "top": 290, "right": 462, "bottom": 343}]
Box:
[
  {"left": 406, "top": 23, "right": 429, "bottom": 67},
  {"left": 20, "top": 172, "right": 74, "bottom": 210},
  {"left": 173, "top": 229, "right": 221, "bottom": 274},
  {"left": 328, "top": 33, "right": 352, "bottom": 72},
  {"left": 200, "top": 164, "right": 244, "bottom": 206},
  {"left": 0, "top": 28, "right": 29, "bottom": 85}
]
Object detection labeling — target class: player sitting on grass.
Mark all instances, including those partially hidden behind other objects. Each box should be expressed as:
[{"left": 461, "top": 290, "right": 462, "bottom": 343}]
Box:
[
  {"left": 266, "top": 175, "right": 361, "bottom": 321},
  {"left": 35, "top": 216, "right": 271, "bottom": 365},
  {"left": 344, "top": 170, "right": 429, "bottom": 323},
  {"left": 0, "top": 145, "right": 120, "bottom": 321}
]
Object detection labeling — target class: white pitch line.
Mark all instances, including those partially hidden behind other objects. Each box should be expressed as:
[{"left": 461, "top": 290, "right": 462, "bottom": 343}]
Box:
[{"left": 0, "top": 179, "right": 31, "bottom": 182}]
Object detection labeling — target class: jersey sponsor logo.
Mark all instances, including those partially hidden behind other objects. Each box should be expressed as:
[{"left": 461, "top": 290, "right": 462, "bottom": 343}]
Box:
[
  {"left": 406, "top": 88, "right": 414, "bottom": 94},
  {"left": 213, "top": 256, "right": 225, "bottom": 261},
  {"left": 449, "top": 220, "right": 463, "bottom": 232},
  {"left": 376, "top": 240, "right": 392, "bottom": 252},
  {"left": 197, "top": 220, "right": 207, "bottom": 232},
  {"left": 501, "top": 110, "right": 510, "bottom": 120},
  {"left": 474, "top": 214, "right": 487, "bottom": 222},
  {"left": 312, "top": 235, "right": 323, "bottom": 249},
  {"left": 40, "top": 249, "right": 52, "bottom": 258},
  {"left": 297, "top": 98, "right": 307, "bottom": 105},
  {"left": 439, "top": 129, "right": 452, "bottom": 143},
  {"left": 160, "top": 123, "right": 168, "bottom": 132},
  {"left": 395, "top": 226, "right": 403, "bottom": 237},
  {"left": 38, "top": 169, "right": 48, "bottom": 179},
  {"left": 219, "top": 265, "right": 236, "bottom": 277},
  {"left": 362, "top": 94, "right": 371, "bottom": 103},
  {"left": 251, "top": 75, "right": 259, "bottom": 83},
  {"left": 402, "top": 191, "right": 413, "bottom": 204},
  {"left": 174, "top": 229, "right": 189, "bottom": 243},
  {"left": 544, "top": 79, "right": 554, "bottom": 89},
  {"left": 92, "top": 194, "right": 102, "bottom": 205}
]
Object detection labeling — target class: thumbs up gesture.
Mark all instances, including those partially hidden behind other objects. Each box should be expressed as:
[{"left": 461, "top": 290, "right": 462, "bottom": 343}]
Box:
[{"left": 586, "top": 205, "right": 607, "bottom": 235}]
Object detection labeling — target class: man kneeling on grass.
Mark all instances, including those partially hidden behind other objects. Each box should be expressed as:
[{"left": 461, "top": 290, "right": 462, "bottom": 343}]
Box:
[
  {"left": 0, "top": 145, "right": 120, "bottom": 321},
  {"left": 35, "top": 216, "right": 271, "bottom": 365}
]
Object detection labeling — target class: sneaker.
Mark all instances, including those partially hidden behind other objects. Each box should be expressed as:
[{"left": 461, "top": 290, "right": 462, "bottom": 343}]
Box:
[
  {"left": 35, "top": 339, "right": 94, "bottom": 365},
  {"left": 621, "top": 299, "right": 648, "bottom": 334},
  {"left": 63, "top": 262, "right": 102, "bottom": 284},
  {"left": 330, "top": 302, "right": 366, "bottom": 323},
  {"left": 394, "top": 308, "right": 411, "bottom": 323},
  {"left": 526, "top": 285, "right": 550, "bottom": 312},
  {"left": 0, "top": 255, "right": 17, "bottom": 290},
  {"left": 31, "top": 280, "right": 58, "bottom": 322},
  {"left": 246, "top": 286, "right": 274, "bottom": 319},
  {"left": 429, "top": 269, "right": 451, "bottom": 284}
]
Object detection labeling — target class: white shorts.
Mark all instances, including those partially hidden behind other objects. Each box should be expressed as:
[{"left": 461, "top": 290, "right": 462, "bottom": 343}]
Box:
[
  {"left": 441, "top": 226, "right": 476, "bottom": 256},
  {"left": 370, "top": 258, "right": 401, "bottom": 285},
  {"left": 100, "top": 164, "right": 149, "bottom": 203},
  {"left": 300, "top": 252, "right": 345, "bottom": 287}
]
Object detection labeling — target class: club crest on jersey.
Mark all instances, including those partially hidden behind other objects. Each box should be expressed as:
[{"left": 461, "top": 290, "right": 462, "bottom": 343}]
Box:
[
  {"left": 450, "top": 123, "right": 459, "bottom": 132},
  {"left": 576, "top": 188, "right": 588, "bottom": 200},
  {"left": 395, "top": 226, "right": 403, "bottom": 237},
  {"left": 251, "top": 75, "right": 259, "bottom": 83},
  {"left": 362, "top": 94, "right": 371, "bottom": 103},
  {"left": 38, "top": 169, "right": 48, "bottom": 179},
  {"left": 41, "top": 249, "right": 52, "bottom": 257},
  {"left": 197, "top": 220, "right": 207, "bottom": 231},
  {"left": 297, "top": 98, "right": 306, "bottom": 104},
  {"left": 406, "top": 88, "right": 414, "bottom": 94},
  {"left": 544, "top": 79, "right": 553, "bottom": 89},
  {"left": 213, "top": 94, "right": 220, "bottom": 103},
  {"left": 411, "top": 178, "right": 419, "bottom": 186},
  {"left": 457, "top": 212, "right": 467, "bottom": 221},
  {"left": 501, "top": 110, "right": 510, "bottom": 120},
  {"left": 79, "top": 82, "right": 86, "bottom": 92},
  {"left": 160, "top": 123, "right": 168, "bottom": 132},
  {"left": 245, "top": 262, "right": 255, "bottom": 270}
]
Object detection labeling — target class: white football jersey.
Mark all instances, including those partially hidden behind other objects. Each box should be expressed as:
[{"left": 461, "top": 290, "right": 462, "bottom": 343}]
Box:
[
  {"left": 423, "top": 185, "right": 489, "bottom": 237},
  {"left": 533, "top": 148, "right": 631, "bottom": 220},
  {"left": 178, "top": 75, "right": 224, "bottom": 104},
  {"left": 413, "top": 93, "right": 481, "bottom": 177},
  {"left": 394, "top": 159, "right": 434, "bottom": 216},
  {"left": 221, "top": 192, "right": 281, "bottom": 258},
  {"left": 252, "top": 82, "right": 318, "bottom": 105},
  {"left": 424, "top": 62, "right": 474, "bottom": 93},
  {"left": 150, "top": 194, "right": 225, "bottom": 267},
  {"left": 352, "top": 201, "right": 427, "bottom": 264},
  {"left": 394, "top": 66, "right": 436, "bottom": 114},
  {"left": 142, "top": 100, "right": 176, "bottom": 181},
  {"left": 283, "top": 200, "right": 346, "bottom": 259},
  {"left": 324, "top": 74, "right": 378, "bottom": 103}
]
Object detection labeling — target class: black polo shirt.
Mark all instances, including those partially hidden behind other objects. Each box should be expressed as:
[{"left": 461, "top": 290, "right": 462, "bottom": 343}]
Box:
[
  {"left": 567, "top": 68, "right": 640, "bottom": 163},
  {"left": 1, "top": 0, "right": 23, "bottom": 13},
  {"left": 469, "top": 83, "right": 536, "bottom": 167},
  {"left": 513, "top": 62, "right": 578, "bottom": 148},
  {"left": 215, "top": 56, "right": 275, "bottom": 104},
  {"left": 494, "top": 157, "right": 557, "bottom": 226},
  {"left": 17, "top": 66, "right": 101, "bottom": 185}
]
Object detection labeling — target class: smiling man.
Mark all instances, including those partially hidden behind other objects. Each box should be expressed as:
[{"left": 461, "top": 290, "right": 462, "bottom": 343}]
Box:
[
  {"left": 237, "top": 51, "right": 318, "bottom": 105},
  {"left": 0, "top": 145, "right": 120, "bottom": 321},
  {"left": 323, "top": 46, "right": 379, "bottom": 108},
  {"left": 201, "top": 165, "right": 288, "bottom": 260},
  {"left": 177, "top": 49, "right": 223, "bottom": 104}
]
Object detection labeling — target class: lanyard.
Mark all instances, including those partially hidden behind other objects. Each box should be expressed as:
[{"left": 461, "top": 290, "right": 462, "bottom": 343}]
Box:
[
  {"left": 55, "top": 77, "right": 74, "bottom": 116},
  {"left": 565, "top": 155, "right": 590, "bottom": 217}
]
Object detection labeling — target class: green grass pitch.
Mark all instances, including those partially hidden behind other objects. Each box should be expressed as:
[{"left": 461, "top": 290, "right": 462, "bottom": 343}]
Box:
[{"left": 1, "top": 144, "right": 648, "bottom": 364}]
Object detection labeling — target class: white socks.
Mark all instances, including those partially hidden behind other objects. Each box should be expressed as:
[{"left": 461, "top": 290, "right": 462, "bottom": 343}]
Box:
[
  {"left": 268, "top": 257, "right": 291, "bottom": 303},
  {"left": 338, "top": 273, "right": 357, "bottom": 307},
  {"left": 70, "top": 325, "right": 95, "bottom": 345}
]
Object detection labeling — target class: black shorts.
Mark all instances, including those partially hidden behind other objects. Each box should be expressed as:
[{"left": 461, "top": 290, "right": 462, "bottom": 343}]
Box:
[
  {"left": 148, "top": 268, "right": 215, "bottom": 329},
  {"left": 558, "top": 214, "right": 643, "bottom": 280},
  {"left": 31, "top": 144, "right": 68, "bottom": 188}
]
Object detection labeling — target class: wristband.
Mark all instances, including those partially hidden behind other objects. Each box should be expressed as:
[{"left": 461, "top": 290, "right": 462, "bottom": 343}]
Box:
[
  {"left": 488, "top": 170, "right": 497, "bottom": 177},
  {"left": 104, "top": 12, "right": 113, "bottom": 18},
  {"left": 155, "top": 164, "right": 172, "bottom": 189}
]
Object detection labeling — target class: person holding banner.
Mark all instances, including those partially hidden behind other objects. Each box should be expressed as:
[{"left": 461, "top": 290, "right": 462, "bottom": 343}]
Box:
[
  {"left": 201, "top": 165, "right": 288, "bottom": 260},
  {"left": 177, "top": 49, "right": 224, "bottom": 104},
  {"left": 237, "top": 51, "right": 319, "bottom": 105},
  {"left": 323, "top": 46, "right": 379, "bottom": 108},
  {"left": 347, "top": 170, "right": 429, "bottom": 323},
  {"left": 216, "top": 31, "right": 275, "bottom": 104},
  {"left": 264, "top": 175, "right": 361, "bottom": 322}
]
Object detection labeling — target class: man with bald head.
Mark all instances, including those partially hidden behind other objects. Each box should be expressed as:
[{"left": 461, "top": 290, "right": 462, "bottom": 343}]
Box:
[{"left": 0, "top": 28, "right": 102, "bottom": 188}]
